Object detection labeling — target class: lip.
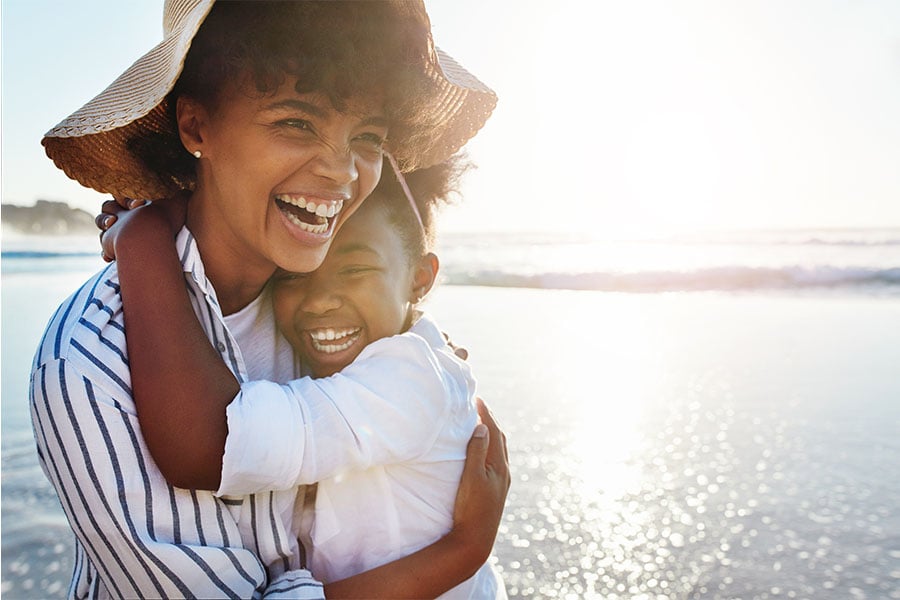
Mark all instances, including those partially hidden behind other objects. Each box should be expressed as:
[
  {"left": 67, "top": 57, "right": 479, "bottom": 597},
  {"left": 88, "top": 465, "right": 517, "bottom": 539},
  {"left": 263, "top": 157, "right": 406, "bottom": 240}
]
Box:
[{"left": 274, "top": 191, "right": 353, "bottom": 243}]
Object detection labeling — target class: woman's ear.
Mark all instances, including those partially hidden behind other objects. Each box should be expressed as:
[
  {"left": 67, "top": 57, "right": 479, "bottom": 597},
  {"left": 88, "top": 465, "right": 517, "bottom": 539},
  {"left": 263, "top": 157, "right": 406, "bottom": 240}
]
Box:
[
  {"left": 411, "top": 252, "right": 439, "bottom": 302},
  {"left": 176, "top": 96, "right": 207, "bottom": 156}
]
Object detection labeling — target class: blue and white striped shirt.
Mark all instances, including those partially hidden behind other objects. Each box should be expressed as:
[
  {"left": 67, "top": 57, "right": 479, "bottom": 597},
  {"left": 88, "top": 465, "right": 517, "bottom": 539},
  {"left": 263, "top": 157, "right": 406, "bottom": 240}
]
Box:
[{"left": 29, "top": 228, "right": 324, "bottom": 599}]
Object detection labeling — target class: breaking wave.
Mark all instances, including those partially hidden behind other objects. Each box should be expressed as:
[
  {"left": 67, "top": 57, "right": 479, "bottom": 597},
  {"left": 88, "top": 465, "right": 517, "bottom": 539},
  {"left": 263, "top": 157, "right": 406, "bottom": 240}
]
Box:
[{"left": 441, "top": 265, "right": 900, "bottom": 293}]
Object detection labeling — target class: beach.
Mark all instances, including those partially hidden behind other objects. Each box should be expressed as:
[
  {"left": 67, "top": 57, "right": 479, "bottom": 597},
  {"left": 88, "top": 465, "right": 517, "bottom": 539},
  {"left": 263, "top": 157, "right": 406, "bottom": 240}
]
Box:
[{"left": 3, "top": 235, "right": 900, "bottom": 599}]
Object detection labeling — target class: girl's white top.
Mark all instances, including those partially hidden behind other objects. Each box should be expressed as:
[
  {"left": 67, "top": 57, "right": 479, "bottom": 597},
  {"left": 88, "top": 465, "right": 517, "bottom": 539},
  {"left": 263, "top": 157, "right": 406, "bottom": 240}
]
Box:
[{"left": 220, "top": 313, "right": 506, "bottom": 599}]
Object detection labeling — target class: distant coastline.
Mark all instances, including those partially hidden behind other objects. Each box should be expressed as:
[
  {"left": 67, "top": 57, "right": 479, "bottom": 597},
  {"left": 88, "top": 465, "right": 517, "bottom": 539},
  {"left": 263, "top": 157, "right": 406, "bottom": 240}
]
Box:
[{"left": 1, "top": 200, "right": 96, "bottom": 236}]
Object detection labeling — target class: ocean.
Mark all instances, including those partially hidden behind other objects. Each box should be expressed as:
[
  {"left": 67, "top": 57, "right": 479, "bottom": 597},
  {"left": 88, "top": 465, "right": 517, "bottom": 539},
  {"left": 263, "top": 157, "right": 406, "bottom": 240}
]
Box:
[{"left": 2, "top": 229, "right": 899, "bottom": 599}]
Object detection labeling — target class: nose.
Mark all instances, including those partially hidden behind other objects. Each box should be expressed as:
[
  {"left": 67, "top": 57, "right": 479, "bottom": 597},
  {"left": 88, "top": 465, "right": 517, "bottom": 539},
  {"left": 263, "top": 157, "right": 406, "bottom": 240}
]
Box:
[
  {"left": 297, "top": 276, "right": 343, "bottom": 316},
  {"left": 312, "top": 142, "right": 358, "bottom": 187}
]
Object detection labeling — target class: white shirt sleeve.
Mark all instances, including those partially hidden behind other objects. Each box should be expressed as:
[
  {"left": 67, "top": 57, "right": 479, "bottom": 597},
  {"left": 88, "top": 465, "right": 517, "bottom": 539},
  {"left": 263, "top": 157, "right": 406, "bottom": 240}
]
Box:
[{"left": 218, "top": 332, "right": 455, "bottom": 496}]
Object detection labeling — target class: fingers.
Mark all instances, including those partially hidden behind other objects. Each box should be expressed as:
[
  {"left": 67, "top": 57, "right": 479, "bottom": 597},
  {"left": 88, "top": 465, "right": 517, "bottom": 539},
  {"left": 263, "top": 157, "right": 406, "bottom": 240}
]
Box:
[
  {"left": 462, "top": 422, "right": 489, "bottom": 481},
  {"left": 476, "top": 398, "right": 501, "bottom": 436},
  {"left": 97, "top": 202, "right": 119, "bottom": 261},
  {"left": 97, "top": 210, "right": 115, "bottom": 262},
  {"left": 95, "top": 212, "right": 117, "bottom": 231},
  {"left": 101, "top": 199, "right": 122, "bottom": 216},
  {"left": 475, "top": 398, "right": 509, "bottom": 486},
  {"left": 97, "top": 196, "right": 146, "bottom": 261},
  {"left": 97, "top": 198, "right": 130, "bottom": 231},
  {"left": 97, "top": 197, "right": 146, "bottom": 229},
  {"left": 441, "top": 330, "right": 469, "bottom": 361},
  {"left": 112, "top": 196, "right": 147, "bottom": 210},
  {"left": 99, "top": 224, "right": 114, "bottom": 262}
]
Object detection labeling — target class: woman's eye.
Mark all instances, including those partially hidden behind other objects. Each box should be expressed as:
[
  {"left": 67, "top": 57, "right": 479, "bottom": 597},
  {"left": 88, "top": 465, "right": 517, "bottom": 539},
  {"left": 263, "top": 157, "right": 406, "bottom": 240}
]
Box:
[
  {"left": 355, "top": 132, "right": 386, "bottom": 148},
  {"left": 278, "top": 119, "right": 314, "bottom": 132}
]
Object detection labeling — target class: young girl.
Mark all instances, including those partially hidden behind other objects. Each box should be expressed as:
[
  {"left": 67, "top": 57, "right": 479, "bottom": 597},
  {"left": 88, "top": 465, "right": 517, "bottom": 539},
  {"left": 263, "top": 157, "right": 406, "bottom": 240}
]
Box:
[{"left": 103, "top": 157, "right": 507, "bottom": 598}]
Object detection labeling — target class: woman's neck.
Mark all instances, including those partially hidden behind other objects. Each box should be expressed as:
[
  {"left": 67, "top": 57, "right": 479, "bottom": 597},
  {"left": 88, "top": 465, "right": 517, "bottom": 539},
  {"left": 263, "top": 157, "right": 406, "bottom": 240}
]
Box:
[{"left": 186, "top": 192, "right": 275, "bottom": 316}]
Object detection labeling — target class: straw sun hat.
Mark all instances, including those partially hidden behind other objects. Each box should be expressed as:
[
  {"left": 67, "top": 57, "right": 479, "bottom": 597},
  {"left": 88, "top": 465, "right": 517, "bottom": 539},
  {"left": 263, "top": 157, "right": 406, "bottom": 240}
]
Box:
[{"left": 42, "top": 0, "right": 496, "bottom": 201}]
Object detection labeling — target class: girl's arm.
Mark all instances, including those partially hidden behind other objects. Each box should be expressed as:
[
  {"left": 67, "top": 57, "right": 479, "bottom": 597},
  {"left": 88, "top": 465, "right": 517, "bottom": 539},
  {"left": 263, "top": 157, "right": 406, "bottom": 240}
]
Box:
[{"left": 106, "top": 200, "right": 239, "bottom": 490}]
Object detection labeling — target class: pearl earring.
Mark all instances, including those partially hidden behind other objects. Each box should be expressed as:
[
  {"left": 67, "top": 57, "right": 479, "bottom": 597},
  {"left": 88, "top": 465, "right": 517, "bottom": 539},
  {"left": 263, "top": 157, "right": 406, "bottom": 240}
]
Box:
[{"left": 192, "top": 150, "right": 202, "bottom": 159}]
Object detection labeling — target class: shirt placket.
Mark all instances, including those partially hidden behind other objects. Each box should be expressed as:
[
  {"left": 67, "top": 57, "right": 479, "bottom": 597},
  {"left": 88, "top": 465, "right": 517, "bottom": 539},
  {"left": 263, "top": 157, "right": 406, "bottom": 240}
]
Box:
[{"left": 177, "top": 230, "right": 250, "bottom": 382}]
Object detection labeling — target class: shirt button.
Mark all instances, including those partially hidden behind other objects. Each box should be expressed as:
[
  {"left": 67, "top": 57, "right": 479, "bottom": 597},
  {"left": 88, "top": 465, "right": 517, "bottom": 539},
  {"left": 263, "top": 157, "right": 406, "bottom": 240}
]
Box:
[{"left": 216, "top": 342, "right": 226, "bottom": 353}]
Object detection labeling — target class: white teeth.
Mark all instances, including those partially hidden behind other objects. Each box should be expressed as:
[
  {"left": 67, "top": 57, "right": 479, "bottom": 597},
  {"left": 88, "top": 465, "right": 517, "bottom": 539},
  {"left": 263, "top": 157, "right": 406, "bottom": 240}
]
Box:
[
  {"left": 308, "top": 327, "right": 361, "bottom": 354},
  {"left": 276, "top": 195, "right": 345, "bottom": 220},
  {"left": 284, "top": 210, "right": 328, "bottom": 234},
  {"left": 312, "top": 337, "right": 355, "bottom": 354},
  {"left": 278, "top": 195, "right": 308, "bottom": 209},
  {"left": 310, "top": 327, "right": 358, "bottom": 341}
]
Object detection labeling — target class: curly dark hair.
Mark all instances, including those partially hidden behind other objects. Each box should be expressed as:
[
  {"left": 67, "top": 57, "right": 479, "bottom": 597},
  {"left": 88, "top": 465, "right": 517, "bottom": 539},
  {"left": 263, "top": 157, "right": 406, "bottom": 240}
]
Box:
[
  {"left": 130, "top": 0, "right": 435, "bottom": 192},
  {"left": 369, "top": 153, "right": 472, "bottom": 263}
]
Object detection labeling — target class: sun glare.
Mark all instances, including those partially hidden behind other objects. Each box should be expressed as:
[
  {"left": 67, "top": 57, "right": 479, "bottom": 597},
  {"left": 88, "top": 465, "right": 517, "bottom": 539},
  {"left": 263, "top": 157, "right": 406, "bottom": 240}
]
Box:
[{"left": 556, "top": 296, "right": 667, "bottom": 501}]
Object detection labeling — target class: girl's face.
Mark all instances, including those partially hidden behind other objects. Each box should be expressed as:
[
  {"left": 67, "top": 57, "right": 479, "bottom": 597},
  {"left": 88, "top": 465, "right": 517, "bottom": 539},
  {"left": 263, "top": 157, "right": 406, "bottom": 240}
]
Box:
[
  {"left": 272, "top": 201, "right": 421, "bottom": 378},
  {"left": 183, "top": 77, "right": 388, "bottom": 280}
]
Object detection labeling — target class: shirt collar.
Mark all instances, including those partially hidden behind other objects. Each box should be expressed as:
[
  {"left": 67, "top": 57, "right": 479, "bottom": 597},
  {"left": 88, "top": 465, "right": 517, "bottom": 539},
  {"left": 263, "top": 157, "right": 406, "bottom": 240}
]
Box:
[
  {"left": 175, "top": 226, "right": 224, "bottom": 313},
  {"left": 409, "top": 311, "right": 447, "bottom": 349}
]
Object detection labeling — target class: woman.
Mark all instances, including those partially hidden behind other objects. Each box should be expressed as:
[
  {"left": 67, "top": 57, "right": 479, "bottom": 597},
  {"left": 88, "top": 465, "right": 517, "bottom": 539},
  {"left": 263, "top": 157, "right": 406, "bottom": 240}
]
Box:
[{"left": 32, "top": 1, "right": 505, "bottom": 598}]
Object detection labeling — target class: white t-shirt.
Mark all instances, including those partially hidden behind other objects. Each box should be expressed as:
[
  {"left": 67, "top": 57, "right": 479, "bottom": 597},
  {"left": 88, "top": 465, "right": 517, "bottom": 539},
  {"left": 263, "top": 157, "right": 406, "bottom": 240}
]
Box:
[
  {"left": 221, "top": 288, "right": 315, "bottom": 591},
  {"left": 223, "top": 287, "right": 295, "bottom": 383},
  {"left": 219, "top": 313, "right": 506, "bottom": 599}
]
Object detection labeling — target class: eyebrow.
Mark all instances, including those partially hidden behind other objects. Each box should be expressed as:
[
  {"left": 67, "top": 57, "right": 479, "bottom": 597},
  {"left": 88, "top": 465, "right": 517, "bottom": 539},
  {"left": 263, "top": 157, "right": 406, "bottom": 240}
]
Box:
[
  {"left": 264, "top": 99, "right": 388, "bottom": 128},
  {"left": 333, "top": 242, "right": 381, "bottom": 257}
]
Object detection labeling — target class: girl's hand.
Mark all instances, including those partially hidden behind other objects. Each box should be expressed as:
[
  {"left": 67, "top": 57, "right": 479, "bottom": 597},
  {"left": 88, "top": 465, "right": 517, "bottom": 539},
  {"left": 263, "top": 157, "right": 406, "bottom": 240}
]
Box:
[
  {"left": 96, "top": 198, "right": 133, "bottom": 262},
  {"left": 442, "top": 331, "right": 469, "bottom": 360},
  {"left": 97, "top": 193, "right": 189, "bottom": 261},
  {"left": 452, "top": 398, "right": 510, "bottom": 563}
]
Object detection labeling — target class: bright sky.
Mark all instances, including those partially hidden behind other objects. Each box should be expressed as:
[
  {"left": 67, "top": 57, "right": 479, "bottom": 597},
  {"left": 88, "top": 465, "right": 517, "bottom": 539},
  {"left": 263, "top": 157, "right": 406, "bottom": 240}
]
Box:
[{"left": 3, "top": 0, "right": 900, "bottom": 235}]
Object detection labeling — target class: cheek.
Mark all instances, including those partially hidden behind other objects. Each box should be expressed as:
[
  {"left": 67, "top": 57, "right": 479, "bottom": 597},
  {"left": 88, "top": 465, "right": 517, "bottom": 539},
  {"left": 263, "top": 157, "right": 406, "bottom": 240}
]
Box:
[
  {"left": 369, "top": 281, "right": 410, "bottom": 334},
  {"left": 274, "top": 241, "right": 331, "bottom": 275},
  {"left": 272, "top": 288, "right": 301, "bottom": 335},
  {"left": 357, "top": 155, "right": 384, "bottom": 202},
  {"left": 294, "top": 246, "right": 329, "bottom": 273}
]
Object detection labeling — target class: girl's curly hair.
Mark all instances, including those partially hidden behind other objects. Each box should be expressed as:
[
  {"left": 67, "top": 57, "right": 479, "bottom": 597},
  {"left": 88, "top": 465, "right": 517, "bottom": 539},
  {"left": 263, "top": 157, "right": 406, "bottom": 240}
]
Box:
[{"left": 370, "top": 153, "right": 472, "bottom": 262}]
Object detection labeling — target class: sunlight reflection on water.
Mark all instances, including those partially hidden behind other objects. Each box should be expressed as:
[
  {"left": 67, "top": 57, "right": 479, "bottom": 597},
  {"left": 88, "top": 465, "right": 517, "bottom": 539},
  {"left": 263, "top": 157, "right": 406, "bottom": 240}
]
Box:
[{"left": 429, "top": 287, "right": 900, "bottom": 600}]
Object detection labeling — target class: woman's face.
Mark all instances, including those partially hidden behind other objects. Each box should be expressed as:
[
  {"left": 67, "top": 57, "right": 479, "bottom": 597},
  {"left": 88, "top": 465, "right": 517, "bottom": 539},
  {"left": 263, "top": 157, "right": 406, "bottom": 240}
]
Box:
[
  {"left": 187, "top": 77, "right": 388, "bottom": 278},
  {"left": 272, "top": 201, "right": 417, "bottom": 378}
]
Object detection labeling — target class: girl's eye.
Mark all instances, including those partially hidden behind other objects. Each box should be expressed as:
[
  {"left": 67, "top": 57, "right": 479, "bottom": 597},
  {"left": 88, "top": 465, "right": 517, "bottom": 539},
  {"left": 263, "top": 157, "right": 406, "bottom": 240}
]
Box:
[
  {"left": 341, "top": 266, "right": 375, "bottom": 276},
  {"left": 274, "top": 271, "right": 309, "bottom": 283}
]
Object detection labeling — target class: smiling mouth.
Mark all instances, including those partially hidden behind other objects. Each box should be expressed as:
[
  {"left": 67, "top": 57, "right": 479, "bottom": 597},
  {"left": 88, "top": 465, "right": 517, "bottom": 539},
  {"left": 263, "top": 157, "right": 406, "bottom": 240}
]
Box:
[
  {"left": 308, "top": 327, "right": 362, "bottom": 354},
  {"left": 275, "top": 195, "right": 345, "bottom": 235}
]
